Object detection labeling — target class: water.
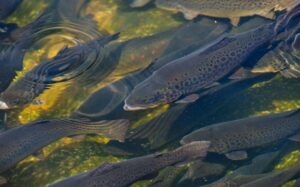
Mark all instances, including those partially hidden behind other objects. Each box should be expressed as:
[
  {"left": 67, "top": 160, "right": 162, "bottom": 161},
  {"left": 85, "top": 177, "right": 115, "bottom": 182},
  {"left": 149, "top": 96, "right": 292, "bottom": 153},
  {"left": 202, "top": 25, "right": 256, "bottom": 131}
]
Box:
[{"left": 0, "top": 0, "right": 300, "bottom": 187}]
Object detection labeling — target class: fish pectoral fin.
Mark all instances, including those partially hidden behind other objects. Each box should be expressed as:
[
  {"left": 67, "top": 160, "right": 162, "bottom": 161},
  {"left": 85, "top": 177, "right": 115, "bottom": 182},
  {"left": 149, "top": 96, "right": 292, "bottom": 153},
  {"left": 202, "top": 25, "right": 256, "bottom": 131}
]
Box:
[
  {"left": 229, "top": 17, "right": 241, "bottom": 26},
  {"left": 289, "top": 133, "right": 300, "bottom": 141},
  {"left": 183, "top": 11, "right": 199, "bottom": 20},
  {"left": 0, "top": 176, "right": 7, "bottom": 186},
  {"left": 204, "top": 82, "right": 221, "bottom": 89},
  {"left": 175, "top": 94, "right": 200, "bottom": 104},
  {"left": 32, "top": 150, "right": 46, "bottom": 161},
  {"left": 262, "top": 11, "right": 275, "bottom": 20},
  {"left": 229, "top": 68, "right": 258, "bottom": 80},
  {"left": 92, "top": 163, "right": 119, "bottom": 175},
  {"left": 225, "top": 151, "right": 248, "bottom": 160}
]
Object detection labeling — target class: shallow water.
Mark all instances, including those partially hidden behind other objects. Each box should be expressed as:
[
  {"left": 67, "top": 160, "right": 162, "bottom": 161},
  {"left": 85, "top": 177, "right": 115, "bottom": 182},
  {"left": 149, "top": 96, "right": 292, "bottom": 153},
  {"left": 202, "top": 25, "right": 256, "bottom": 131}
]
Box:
[{"left": 0, "top": 0, "right": 300, "bottom": 187}]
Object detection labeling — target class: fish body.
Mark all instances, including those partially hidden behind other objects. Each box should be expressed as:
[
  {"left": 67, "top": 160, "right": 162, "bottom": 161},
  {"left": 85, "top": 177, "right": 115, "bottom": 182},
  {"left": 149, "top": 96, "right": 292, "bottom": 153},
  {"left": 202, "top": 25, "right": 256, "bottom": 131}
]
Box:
[
  {"left": 124, "top": 23, "right": 275, "bottom": 110},
  {"left": 0, "top": 0, "right": 22, "bottom": 20},
  {"left": 0, "top": 118, "right": 129, "bottom": 173},
  {"left": 0, "top": 34, "right": 118, "bottom": 109},
  {"left": 155, "top": 0, "right": 299, "bottom": 24},
  {"left": 0, "top": 43, "right": 26, "bottom": 93},
  {"left": 181, "top": 109, "right": 300, "bottom": 155},
  {"left": 241, "top": 163, "right": 300, "bottom": 187},
  {"left": 48, "top": 141, "right": 210, "bottom": 187}
]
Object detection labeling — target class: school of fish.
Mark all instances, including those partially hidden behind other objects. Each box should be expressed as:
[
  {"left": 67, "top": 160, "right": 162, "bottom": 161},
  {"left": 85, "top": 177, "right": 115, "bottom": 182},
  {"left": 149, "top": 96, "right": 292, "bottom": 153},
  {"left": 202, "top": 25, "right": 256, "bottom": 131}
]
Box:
[{"left": 0, "top": 0, "right": 300, "bottom": 187}]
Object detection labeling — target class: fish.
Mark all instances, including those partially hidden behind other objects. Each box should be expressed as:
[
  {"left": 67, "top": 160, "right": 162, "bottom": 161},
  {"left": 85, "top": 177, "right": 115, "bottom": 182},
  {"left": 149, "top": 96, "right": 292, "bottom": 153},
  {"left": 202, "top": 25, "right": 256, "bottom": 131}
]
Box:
[
  {"left": 241, "top": 162, "right": 300, "bottom": 187},
  {"left": 181, "top": 109, "right": 300, "bottom": 160},
  {"left": 130, "top": 0, "right": 153, "bottom": 7},
  {"left": 149, "top": 166, "right": 187, "bottom": 187},
  {"left": 124, "top": 6, "right": 300, "bottom": 111},
  {"left": 252, "top": 27, "right": 300, "bottom": 78},
  {"left": 180, "top": 160, "right": 226, "bottom": 182},
  {"left": 0, "top": 118, "right": 129, "bottom": 173},
  {"left": 0, "top": 42, "right": 27, "bottom": 93},
  {"left": 0, "top": 0, "right": 22, "bottom": 20},
  {"left": 0, "top": 34, "right": 119, "bottom": 109},
  {"left": 47, "top": 141, "right": 210, "bottom": 187},
  {"left": 74, "top": 18, "right": 229, "bottom": 118},
  {"left": 203, "top": 151, "right": 281, "bottom": 187},
  {"left": 155, "top": 0, "right": 299, "bottom": 26}
]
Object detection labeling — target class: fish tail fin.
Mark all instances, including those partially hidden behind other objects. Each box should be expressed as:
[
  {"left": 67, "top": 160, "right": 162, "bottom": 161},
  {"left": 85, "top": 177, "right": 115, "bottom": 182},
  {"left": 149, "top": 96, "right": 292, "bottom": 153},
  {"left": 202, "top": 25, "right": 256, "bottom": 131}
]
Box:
[
  {"left": 66, "top": 119, "right": 130, "bottom": 142},
  {"left": 274, "top": 4, "right": 300, "bottom": 33},
  {"left": 92, "top": 33, "right": 120, "bottom": 47},
  {"left": 253, "top": 33, "right": 300, "bottom": 78},
  {"left": 175, "top": 141, "right": 210, "bottom": 162}
]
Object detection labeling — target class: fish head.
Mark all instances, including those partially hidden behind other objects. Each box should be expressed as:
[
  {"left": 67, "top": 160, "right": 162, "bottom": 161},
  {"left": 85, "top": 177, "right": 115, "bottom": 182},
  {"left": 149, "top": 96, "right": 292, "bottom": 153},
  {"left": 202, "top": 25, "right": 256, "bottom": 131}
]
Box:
[
  {"left": 155, "top": 0, "right": 179, "bottom": 11},
  {"left": 0, "top": 91, "right": 26, "bottom": 110},
  {"left": 180, "top": 127, "right": 213, "bottom": 145},
  {"left": 0, "top": 81, "right": 37, "bottom": 110},
  {"left": 124, "top": 77, "right": 181, "bottom": 111}
]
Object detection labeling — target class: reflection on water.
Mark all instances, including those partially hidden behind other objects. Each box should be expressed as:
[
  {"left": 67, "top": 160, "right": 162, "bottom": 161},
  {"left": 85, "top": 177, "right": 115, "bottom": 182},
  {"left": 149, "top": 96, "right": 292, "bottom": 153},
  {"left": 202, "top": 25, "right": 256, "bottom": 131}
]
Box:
[{"left": 0, "top": 0, "right": 300, "bottom": 187}]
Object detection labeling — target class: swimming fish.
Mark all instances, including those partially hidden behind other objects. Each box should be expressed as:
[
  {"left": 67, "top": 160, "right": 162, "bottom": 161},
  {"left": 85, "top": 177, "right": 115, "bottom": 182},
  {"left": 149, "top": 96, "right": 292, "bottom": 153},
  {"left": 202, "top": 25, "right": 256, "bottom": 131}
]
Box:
[
  {"left": 0, "top": 34, "right": 119, "bottom": 109},
  {"left": 252, "top": 28, "right": 300, "bottom": 78},
  {"left": 130, "top": 0, "right": 152, "bottom": 7},
  {"left": 0, "top": 42, "right": 27, "bottom": 93},
  {"left": 241, "top": 162, "right": 300, "bottom": 187},
  {"left": 124, "top": 6, "right": 300, "bottom": 111},
  {"left": 149, "top": 166, "right": 187, "bottom": 187},
  {"left": 48, "top": 141, "right": 210, "bottom": 187},
  {"left": 155, "top": 0, "right": 299, "bottom": 26},
  {"left": 0, "top": 0, "right": 22, "bottom": 20},
  {"left": 180, "top": 160, "right": 226, "bottom": 183},
  {"left": 0, "top": 118, "right": 129, "bottom": 173},
  {"left": 203, "top": 151, "right": 280, "bottom": 187},
  {"left": 75, "top": 18, "right": 229, "bottom": 116},
  {"left": 181, "top": 109, "right": 300, "bottom": 160}
]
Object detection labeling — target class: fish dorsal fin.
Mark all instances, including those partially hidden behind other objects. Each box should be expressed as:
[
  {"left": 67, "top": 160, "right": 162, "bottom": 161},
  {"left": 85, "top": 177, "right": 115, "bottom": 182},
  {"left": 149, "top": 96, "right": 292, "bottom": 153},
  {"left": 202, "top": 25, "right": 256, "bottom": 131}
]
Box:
[
  {"left": 54, "top": 46, "right": 69, "bottom": 59},
  {"left": 91, "top": 163, "right": 119, "bottom": 176},
  {"left": 197, "top": 35, "right": 235, "bottom": 57}
]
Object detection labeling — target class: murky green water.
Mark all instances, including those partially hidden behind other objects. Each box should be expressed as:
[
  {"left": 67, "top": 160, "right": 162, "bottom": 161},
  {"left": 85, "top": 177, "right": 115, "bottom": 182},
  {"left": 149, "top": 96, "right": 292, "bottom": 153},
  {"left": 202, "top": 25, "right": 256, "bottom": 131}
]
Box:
[{"left": 0, "top": 0, "right": 300, "bottom": 187}]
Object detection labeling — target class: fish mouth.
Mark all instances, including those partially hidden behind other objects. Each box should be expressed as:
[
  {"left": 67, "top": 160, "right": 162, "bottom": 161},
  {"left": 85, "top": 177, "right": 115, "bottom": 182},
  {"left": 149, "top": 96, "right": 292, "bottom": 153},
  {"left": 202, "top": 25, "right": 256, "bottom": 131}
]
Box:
[{"left": 0, "top": 101, "right": 9, "bottom": 110}]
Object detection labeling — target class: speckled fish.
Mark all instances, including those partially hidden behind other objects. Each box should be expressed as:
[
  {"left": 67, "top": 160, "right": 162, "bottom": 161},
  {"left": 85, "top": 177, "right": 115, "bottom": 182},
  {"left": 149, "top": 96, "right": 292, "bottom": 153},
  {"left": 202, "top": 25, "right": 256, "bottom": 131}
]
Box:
[
  {"left": 0, "top": 118, "right": 129, "bottom": 173},
  {"left": 0, "top": 0, "right": 22, "bottom": 20},
  {"left": 0, "top": 34, "right": 119, "bottom": 109},
  {"left": 181, "top": 109, "right": 300, "bottom": 160},
  {"left": 241, "top": 162, "right": 300, "bottom": 187},
  {"left": 130, "top": 0, "right": 153, "bottom": 7},
  {"left": 124, "top": 6, "right": 300, "bottom": 111},
  {"left": 203, "top": 151, "right": 280, "bottom": 187},
  {"left": 48, "top": 141, "right": 210, "bottom": 187},
  {"left": 155, "top": 0, "right": 299, "bottom": 25}
]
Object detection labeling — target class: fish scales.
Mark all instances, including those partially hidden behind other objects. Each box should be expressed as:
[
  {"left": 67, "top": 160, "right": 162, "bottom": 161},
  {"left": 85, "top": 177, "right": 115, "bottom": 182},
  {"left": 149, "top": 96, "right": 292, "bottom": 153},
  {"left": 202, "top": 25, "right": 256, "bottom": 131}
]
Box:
[
  {"left": 124, "top": 24, "right": 275, "bottom": 109},
  {"left": 0, "top": 119, "right": 129, "bottom": 173},
  {"left": 181, "top": 109, "right": 300, "bottom": 154},
  {"left": 155, "top": 0, "right": 299, "bottom": 22},
  {"left": 48, "top": 141, "right": 210, "bottom": 187}
]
